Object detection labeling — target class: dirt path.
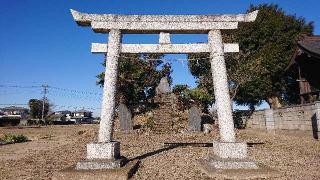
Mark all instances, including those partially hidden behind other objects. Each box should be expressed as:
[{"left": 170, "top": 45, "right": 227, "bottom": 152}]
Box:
[{"left": 0, "top": 125, "right": 319, "bottom": 179}]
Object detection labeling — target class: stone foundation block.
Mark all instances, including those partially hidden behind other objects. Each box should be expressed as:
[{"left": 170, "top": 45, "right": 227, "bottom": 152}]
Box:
[
  {"left": 76, "top": 157, "right": 126, "bottom": 170},
  {"left": 205, "top": 155, "right": 258, "bottom": 169},
  {"left": 53, "top": 159, "right": 140, "bottom": 180},
  {"left": 197, "top": 158, "right": 279, "bottom": 179},
  {"left": 86, "top": 141, "right": 120, "bottom": 160},
  {"left": 212, "top": 141, "right": 247, "bottom": 159}
]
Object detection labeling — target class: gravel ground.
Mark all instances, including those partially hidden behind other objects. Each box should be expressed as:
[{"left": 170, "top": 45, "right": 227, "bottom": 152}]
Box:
[{"left": 0, "top": 124, "right": 319, "bottom": 179}]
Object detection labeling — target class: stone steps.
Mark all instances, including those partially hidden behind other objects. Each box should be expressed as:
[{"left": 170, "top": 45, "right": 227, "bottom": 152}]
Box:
[{"left": 150, "top": 93, "right": 178, "bottom": 132}]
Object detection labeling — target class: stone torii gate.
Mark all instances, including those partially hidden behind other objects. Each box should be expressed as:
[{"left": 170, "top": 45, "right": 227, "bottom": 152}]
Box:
[{"left": 70, "top": 9, "right": 261, "bottom": 176}]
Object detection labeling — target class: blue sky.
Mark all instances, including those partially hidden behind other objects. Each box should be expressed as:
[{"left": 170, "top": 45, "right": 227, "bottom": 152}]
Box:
[{"left": 1, "top": 0, "right": 319, "bottom": 116}]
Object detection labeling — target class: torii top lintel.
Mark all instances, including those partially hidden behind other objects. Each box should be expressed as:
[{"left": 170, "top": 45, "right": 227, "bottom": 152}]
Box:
[{"left": 70, "top": 9, "right": 258, "bottom": 34}]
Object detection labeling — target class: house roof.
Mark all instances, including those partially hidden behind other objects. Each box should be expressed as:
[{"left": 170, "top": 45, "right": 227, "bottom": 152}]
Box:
[
  {"left": 56, "top": 110, "right": 71, "bottom": 114},
  {"left": 47, "top": 113, "right": 66, "bottom": 121},
  {"left": 71, "top": 116, "right": 91, "bottom": 119},
  {"left": 0, "top": 106, "right": 28, "bottom": 111},
  {"left": 49, "top": 114, "right": 65, "bottom": 118},
  {"left": 286, "top": 35, "right": 320, "bottom": 70},
  {"left": 73, "top": 110, "right": 92, "bottom": 113},
  {"left": 297, "top": 35, "right": 320, "bottom": 59}
]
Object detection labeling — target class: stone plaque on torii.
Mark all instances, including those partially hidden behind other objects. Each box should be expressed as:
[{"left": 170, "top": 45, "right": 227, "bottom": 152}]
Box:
[{"left": 69, "top": 9, "right": 271, "bottom": 177}]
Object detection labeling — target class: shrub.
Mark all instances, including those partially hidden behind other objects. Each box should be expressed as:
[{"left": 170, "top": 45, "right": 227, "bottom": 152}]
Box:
[
  {"left": 144, "top": 114, "right": 155, "bottom": 130},
  {"left": 1, "top": 134, "right": 29, "bottom": 144}
]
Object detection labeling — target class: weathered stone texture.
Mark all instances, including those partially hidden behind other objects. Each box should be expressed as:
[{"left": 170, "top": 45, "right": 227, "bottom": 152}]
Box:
[
  {"left": 211, "top": 141, "right": 248, "bottom": 159},
  {"left": 71, "top": 9, "right": 259, "bottom": 174},
  {"left": 86, "top": 141, "right": 120, "bottom": 160},
  {"left": 54, "top": 160, "right": 139, "bottom": 180},
  {"left": 98, "top": 29, "right": 121, "bottom": 143},
  {"left": 188, "top": 105, "right": 202, "bottom": 131},
  {"left": 209, "top": 30, "right": 236, "bottom": 143},
  {"left": 92, "top": 21, "right": 239, "bottom": 33},
  {"left": 75, "top": 141, "right": 123, "bottom": 170},
  {"left": 247, "top": 102, "right": 320, "bottom": 136},
  {"left": 76, "top": 158, "right": 124, "bottom": 170},
  {"left": 155, "top": 77, "right": 171, "bottom": 95},
  {"left": 71, "top": 9, "right": 258, "bottom": 29},
  {"left": 91, "top": 43, "right": 239, "bottom": 54},
  {"left": 159, "top": 32, "right": 171, "bottom": 44},
  {"left": 118, "top": 104, "right": 133, "bottom": 131},
  {"left": 152, "top": 93, "right": 176, "bottom": 132},
  {"left": 246, "top": 110, "right": 266, "bottom": 129},
  {"left": 198, "top": 159, "right": 279, "bottom": 179},
  {"left": 204, "top": 156, "right": 258, "bottom": 169}
]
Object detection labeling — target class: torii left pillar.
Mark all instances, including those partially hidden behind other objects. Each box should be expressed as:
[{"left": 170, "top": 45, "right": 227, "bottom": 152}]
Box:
[
  {"left": 76, "top": 29, "right": 125, "bottom": 170},
  {"left": 98, "top": 29, "right": 121, "bottom": 143}
]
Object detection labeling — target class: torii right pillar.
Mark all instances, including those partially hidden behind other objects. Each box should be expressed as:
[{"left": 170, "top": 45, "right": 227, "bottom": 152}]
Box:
[
  {"left": 209, "top": 29, "right": 237, "bottom": 144},
  {"left": 199, "top": 30, "right": 278, "bottom": 179}
]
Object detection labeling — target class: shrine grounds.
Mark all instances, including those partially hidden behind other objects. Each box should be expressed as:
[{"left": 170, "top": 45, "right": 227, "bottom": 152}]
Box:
[{"left": 0, "top": 124, "right": 319, "bottom": 180}]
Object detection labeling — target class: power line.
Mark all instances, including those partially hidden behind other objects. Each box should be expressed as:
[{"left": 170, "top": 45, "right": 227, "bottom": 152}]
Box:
[
  {"left": 0, "top": 104, "right": 28, "bottom": 106},
  {"left": 0, "top": 84, "right": 102, "bottom": 112},
  {"left": 0, "top": 90, "right": 40, "bottom": 95},
  {"left": 0, "top": 84, "right": 102, "bottom": 96},
  {"left": 0, "top": 85, "right": 42, "bottom": 88},
  {"left": 48, "top": 91, "right": 101, "bottom": 101},
  {"left": 47, "top": 86, "right": 102, "bottom": 96},
  {"left": 0, "top": 103, "right": 101, "bottom": 110}
]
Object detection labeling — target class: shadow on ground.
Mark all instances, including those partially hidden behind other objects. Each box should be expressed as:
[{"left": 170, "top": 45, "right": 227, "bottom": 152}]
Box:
[
  {"left": 130, "top": 141, "right": 266, "bottom": 161},
  {"left": 130, "top": 142, "right": 213, "bottom": 161}
]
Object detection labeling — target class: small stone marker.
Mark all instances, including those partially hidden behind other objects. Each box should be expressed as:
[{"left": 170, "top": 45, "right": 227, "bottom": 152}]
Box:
[
  {"left": 203, "top": 124, "right": 212, "bottom": 134},
  {"left": 189, "top": 105, "right": 201, "bottom": 131},
  {"left": 118, "top": 104, "right": 133, "bottom": 131},
  {"left": 156, "top": 77, "right": 171, "bottom": 95}
]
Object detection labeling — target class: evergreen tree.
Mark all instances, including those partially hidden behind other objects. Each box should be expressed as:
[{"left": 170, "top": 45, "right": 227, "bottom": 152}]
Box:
[
  {"left": 188, "top": 4, "right": 313, "bottom": 109},
  {"left": 97, "top": 54, "right": 171, "bottom": 110}
]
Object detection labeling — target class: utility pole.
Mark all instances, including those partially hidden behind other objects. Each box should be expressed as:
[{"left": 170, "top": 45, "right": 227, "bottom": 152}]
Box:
[{"left": 41, "top": 84, "right": 49, "bottom": 122}]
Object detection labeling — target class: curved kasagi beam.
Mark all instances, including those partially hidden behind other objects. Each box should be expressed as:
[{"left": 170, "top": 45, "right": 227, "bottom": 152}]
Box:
[{"left": 70, "top": 9, "right": 258, "bottom": 27}]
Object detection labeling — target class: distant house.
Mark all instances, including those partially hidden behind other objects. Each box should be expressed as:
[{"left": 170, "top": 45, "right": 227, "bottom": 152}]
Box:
[
  {"left": 286, "top": 35, "right": 320, "bottom": 104},
  {"left": 70, "top": 110, "right": 93, "bottom": 124},
  {"left": 55, "top": 110, "right": 72, "bottom": 120},
  {"left": 0, "top": 106, "right": 29, "bottom": 119},
  {"left": 0, "top": 106, "right": 29, "bottom": 126},
  {"left": 48, "top": 110, "right": 73, "bottom": 123}
]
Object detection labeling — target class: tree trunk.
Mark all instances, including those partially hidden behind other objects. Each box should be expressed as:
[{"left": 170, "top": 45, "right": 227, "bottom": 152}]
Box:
[{"left": 267, "top": 96, "right": 282, "bottom": 109}]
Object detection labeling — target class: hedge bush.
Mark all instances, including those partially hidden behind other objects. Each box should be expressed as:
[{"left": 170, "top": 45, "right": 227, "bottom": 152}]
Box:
[{"left": 1, "top": 134, "right": 29, "bottom": 144}]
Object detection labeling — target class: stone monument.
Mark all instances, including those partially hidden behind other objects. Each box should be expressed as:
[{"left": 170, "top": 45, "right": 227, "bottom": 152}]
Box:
[
  {"left": 67, "top": 9, "right": 276, "bottom": 179},
  {"left": 188, "top": 105, "right": 202, "bottom": 131},
  {"left": 153, "top": 77, "right": 175, "bottom": 132},
  {"left": 118, "top": 103, "right": 133, "bottom": 131},
  {"left": 156, "top": 77, "right": 171, "bottom": 95}
]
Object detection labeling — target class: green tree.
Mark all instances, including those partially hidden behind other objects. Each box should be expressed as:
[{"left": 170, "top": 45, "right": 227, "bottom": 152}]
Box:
[
  {"left": 97, "top": 54, "right": 171, "bottom": 110},
  {"left": 173, "top": 84, "right": 213, "bottom": 112},
  {"left": 172, "top": 84, "right": 190, "bottom": 110},
  {"left": 188, "top": 4, "right": 313, "bottom": 109},
  {"left": 28, "top": 99, "right": 50, "bottom": 119}
]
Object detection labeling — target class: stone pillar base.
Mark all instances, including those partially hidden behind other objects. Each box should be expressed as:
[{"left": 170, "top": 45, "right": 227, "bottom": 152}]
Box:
[
  {"left": 203, "top": 155, "right": 258, "bottom": 169},
  {"left": 86, "top": 141, "right": 120, "bottom": 159},
  {"left": 53, "top": 160, "right": 140, "bottom": 180},
  {"left": 76, "top": 141, "right": 124, "bottom": 170},
  {"left": 206, "top": 141, "right": 258, "bottom": 169},
  {"left": 211, "top": 141, "right": 248, "bottom": 159},
  {"left": 76, "top": 157, "right": 127, "bottom": 170},
  {"left": 198, "top": 141, "right": 279, "bottom": 179},
  {"left": 197, "top": 159, "right": 279, "bottom": 179}
]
